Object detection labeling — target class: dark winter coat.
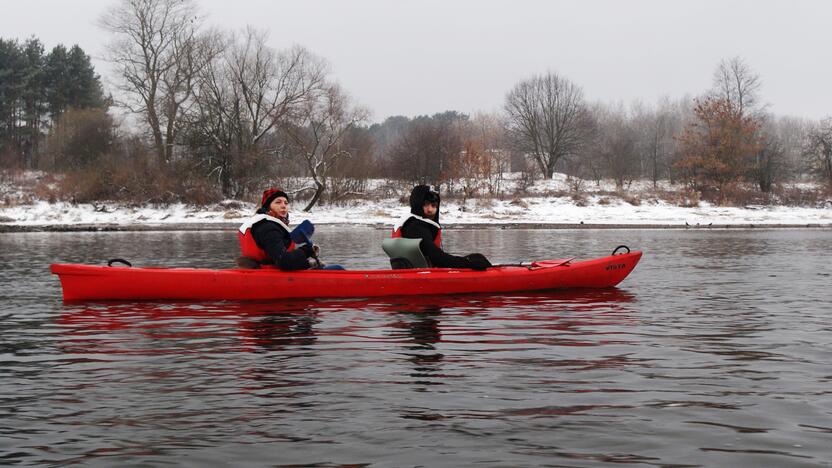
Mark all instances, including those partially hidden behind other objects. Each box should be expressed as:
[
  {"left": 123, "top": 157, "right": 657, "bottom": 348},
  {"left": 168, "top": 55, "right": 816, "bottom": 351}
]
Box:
[
  {"left": 401, "top": 185, "right": 490, "bottom": 270},
  {"left": 251, "top": 217, "right": 312, "bottom": 271}
]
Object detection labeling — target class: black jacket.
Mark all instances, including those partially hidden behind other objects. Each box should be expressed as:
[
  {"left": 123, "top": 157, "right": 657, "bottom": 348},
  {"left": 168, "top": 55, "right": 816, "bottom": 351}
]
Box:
[
  {"left": 400, "top": 217, "right": 476, "bottom": 268},
  {"left": 402, "top": 185, "right": 488, "bottom": 269},
  {"left": 251, "top": 219, "right": 311, "bottom": 270}
]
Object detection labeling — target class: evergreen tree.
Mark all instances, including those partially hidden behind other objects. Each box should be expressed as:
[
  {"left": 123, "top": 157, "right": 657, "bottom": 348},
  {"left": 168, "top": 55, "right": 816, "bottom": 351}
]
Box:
[
  {"left": 67, "top": 45, "right": 105, "bottom": 109},
  {"left": 0, "top": 38, "right": 25, "bottom": 152},
  {"left": 44, "top": 44, "right": 70, "bottom": 120},
  {"left": 0, "top": 36, "right": 106, "bottom": 167},
  {"left": 20, "top": 37, "right": 47, "bottom": 165},
  {"left": 45, "top": 44, "right": 106, "bottom": 120}
]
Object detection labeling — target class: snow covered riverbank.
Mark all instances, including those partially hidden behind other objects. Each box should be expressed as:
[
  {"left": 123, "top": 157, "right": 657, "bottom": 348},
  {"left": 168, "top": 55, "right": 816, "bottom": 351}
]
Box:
[
  {"left": 2, "top": 172, "right": 831, "bottom": 231},
  {"left": 2, "top": 195, "right": 831, "bottom": 231}
]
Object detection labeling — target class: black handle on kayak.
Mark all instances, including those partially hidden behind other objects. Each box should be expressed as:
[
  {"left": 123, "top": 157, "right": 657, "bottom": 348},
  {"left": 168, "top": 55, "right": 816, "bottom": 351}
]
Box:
[
  {"left": 107, "top": 258, "right": 132, "bottom": 267},
  {"left": 612, "top": 245, "right": 630, "bottom": 255}
]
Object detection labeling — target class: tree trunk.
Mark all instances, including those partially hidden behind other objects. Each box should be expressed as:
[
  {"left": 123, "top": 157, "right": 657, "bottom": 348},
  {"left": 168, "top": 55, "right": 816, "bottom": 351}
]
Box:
[
  {"left": 652, "top": 143, "right": 659, "bottom": 190},
  {"left": 303, "top": 179, "right": 325, "bottom": 212},
  {"left": 147, "top": 105, "right": 165, "bottom": 166},
  {"left": 220, "top": 157, "right": 232, "bottom": 198},
  {"left": 164, "top": 116, "right": 176, "bottom": 163},
  {"left": 533, "top": 154, "right": 549, "bottom": 179}
]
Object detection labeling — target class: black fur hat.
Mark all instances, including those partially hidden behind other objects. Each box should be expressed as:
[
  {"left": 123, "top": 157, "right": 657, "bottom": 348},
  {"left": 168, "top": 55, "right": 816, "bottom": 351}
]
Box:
[{"left": 409, "top": 185, "right": 440, "bottom": 222}]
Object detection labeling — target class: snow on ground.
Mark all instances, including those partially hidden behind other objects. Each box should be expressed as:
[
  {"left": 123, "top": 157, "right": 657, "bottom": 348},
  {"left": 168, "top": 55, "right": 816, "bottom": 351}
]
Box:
[
  {"left": 2, "top": 196, "right": 831, "bottom": 228},
  {"left": 1, "top": 172, "right": 831, "bottom": 228}
]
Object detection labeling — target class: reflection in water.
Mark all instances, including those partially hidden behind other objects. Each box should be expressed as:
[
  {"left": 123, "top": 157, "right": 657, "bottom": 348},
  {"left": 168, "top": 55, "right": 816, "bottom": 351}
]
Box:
[
  {"left": 379, "top": 290, "right": 640, "bottom": 390},
  {"left": 59, "top": 302, "right": 323, "bottom": 355},
  {"left": 238, "top": 312, "right": 318, "bottom": 352},
  {"left": 390, "top": 308, "right": 444, "bottom": 386},
  {"left": 57, "top": 289, "right": 638, "bottom": 356}
]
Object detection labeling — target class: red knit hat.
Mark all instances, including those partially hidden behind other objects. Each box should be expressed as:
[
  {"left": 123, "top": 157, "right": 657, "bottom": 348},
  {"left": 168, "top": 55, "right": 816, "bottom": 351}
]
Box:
[{"left": 260, "top": 188, "right": 289, "bottom": 210}]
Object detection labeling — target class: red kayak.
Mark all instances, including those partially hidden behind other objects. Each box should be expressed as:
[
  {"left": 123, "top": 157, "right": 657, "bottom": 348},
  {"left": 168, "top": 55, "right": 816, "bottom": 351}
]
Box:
[{"left": 51, "top": 250, "right": 642, "bottom": 302}]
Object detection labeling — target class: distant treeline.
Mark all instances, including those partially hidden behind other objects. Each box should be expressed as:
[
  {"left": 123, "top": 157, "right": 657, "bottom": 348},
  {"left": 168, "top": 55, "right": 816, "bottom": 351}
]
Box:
[
  {"left": 1, "top": 0, "right": 831, "bottom": 209},
  {"left": 0, "top": 37, "right": 107, "bottom": 168}
]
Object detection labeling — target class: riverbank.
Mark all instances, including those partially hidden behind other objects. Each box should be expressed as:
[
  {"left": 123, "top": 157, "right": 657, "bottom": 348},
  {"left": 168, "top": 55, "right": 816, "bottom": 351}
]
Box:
[
  {"left": 2, "top": 222, "right": 831, "bottom": 233},
  {"left": 2, "top": 196, "right": 831, "bottom": 232},
  {"left": 3, "top": 172, "right": 831, "bottom": 232}
]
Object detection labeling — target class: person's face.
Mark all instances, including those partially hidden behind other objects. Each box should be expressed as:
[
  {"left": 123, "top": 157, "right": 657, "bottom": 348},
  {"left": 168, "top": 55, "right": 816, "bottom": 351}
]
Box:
[
  {"left": 423, "top": 201, "right": 438, "bottom": 218},
  {"left": 269, "top": 197, "right": 290, "bottom": 218}
]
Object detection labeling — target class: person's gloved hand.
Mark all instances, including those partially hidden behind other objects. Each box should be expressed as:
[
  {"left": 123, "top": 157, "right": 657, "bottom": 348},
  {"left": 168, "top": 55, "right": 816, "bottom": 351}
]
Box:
[
  {"left": 299, "top": 243, "right": 316, "bottom": 258},
  {"left": 465, "top": 253, "right": 492, "bottom": 271}
]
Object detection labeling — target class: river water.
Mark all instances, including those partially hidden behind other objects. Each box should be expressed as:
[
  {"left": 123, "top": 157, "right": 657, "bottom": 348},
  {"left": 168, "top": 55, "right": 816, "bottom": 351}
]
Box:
[{"left": 1, "top": 228, "right": 831, "bottom": 467}]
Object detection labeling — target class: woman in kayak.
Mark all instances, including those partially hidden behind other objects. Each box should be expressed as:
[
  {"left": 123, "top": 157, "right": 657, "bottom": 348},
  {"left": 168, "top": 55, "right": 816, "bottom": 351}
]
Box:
[
  {"left": 391, "top": 185, "right": 491, "bottom": 270},
  {"left": 237, "top": 188, "right": 322, "bottom": 270}
]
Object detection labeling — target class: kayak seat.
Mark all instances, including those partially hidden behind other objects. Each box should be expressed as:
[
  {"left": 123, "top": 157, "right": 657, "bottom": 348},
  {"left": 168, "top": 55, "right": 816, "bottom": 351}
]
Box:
[{"left": 382, "top": 237, "right": 429, "bottom": 269}]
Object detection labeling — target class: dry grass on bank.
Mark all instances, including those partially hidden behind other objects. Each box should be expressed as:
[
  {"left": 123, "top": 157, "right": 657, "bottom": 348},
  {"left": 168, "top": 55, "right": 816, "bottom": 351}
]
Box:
[
  {"left": 3, "top": 169, "right": 831, "bottom": 210},
  {"left": 54, "top": 157, "right": 223, "bottom": 206}
]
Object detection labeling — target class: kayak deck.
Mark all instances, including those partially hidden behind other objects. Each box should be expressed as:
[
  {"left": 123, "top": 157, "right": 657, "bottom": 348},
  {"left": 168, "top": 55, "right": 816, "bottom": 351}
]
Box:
[{"left": 51, "top": 251, "right": 642, "bottom": 302}]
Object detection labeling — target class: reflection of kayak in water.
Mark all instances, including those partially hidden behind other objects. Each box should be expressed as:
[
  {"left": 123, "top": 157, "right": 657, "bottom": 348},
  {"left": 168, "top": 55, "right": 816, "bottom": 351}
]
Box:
[
  {"left": 51, "top": 250, "right": 642, "bottom": 302},
  {"left": 57, "top": 289, "right": 638, "bottom": 356}
]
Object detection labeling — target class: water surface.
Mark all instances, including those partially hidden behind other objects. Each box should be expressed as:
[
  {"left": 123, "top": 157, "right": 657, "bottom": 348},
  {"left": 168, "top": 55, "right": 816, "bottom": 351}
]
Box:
[{"left": 1, "top": 228, "right": 831, "bottom": 467}]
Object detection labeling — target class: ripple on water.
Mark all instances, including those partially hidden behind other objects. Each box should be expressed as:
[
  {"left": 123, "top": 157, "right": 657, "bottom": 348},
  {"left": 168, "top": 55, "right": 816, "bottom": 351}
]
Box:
[{"left": 1, "top": 229, "right": 831, "bottom": 466}]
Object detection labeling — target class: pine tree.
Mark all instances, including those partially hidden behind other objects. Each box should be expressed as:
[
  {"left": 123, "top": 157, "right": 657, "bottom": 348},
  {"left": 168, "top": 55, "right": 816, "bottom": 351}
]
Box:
[
  {"left": 45, "top": 44, "right": 106, "bottom": 120},
  {"left": 0, "top": 38, "right": 26, "bottom": 156},
  {"left": 20, "top": 37, "right": 47, "bottom": 166},
  {"left": 0, "top": 36, "right": 106, "bottom": 168}
]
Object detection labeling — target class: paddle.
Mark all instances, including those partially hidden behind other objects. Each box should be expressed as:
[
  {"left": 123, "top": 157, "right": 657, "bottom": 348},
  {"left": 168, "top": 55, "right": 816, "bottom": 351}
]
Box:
[
  {"left": 490, "top": 258, "right": 574, "bottom": 268},
  {"left": 490, "top": 246, "right": 629, "bottom": 269}
]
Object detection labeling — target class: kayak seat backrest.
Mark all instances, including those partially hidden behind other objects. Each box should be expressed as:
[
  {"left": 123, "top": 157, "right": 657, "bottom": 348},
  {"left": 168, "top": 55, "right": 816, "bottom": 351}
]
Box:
[{"left": 382, "top": 237, "right": 429, "bottom": 269}]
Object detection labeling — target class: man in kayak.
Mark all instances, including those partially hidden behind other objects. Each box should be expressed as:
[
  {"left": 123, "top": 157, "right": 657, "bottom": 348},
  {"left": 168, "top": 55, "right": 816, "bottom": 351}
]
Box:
[
  {"left": 391, "top": 185, "right": 491, "bottom": 270},
  {"left": 237, "top": 188, "right": 322, "bottom": 270}
]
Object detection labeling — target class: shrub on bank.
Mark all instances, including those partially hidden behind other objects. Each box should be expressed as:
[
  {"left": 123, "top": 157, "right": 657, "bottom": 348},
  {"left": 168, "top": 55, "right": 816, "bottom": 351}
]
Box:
[
  {"left": 774, "top": 185, "right": 827, "bottom": 207},
  {"left": 5, "top": 168, "right": 831, "bottom": 210},
  {"left": 57, "top": 155, "right": 223, "bottom": 206}
]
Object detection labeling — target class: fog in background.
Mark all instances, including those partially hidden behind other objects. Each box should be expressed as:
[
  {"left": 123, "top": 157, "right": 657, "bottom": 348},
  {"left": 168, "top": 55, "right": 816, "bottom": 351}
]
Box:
[{"left": 1, "top": 0, "right": 830, "bottom": 122}]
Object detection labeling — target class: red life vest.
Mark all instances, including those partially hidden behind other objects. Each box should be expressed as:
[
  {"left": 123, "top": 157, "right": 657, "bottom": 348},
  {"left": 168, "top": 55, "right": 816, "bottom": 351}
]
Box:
[
  {"left": 391, "top": 214, "right": 442, "bottom": 248},
  {"left": 238, "top": 214, "right": 296, "bottom": 262}
]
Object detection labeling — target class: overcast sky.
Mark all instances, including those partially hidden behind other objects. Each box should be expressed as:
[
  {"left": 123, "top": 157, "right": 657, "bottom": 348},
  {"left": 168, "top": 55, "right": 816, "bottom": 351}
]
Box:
[{"left": 2, "top": 0, "right": 830, "bottom": 123}]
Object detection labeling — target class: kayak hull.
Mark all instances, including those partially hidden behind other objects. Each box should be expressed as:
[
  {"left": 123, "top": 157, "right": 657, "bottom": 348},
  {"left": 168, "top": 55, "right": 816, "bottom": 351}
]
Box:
[{"left": 50, "top": 251, "right": 642, "bottom": 302}]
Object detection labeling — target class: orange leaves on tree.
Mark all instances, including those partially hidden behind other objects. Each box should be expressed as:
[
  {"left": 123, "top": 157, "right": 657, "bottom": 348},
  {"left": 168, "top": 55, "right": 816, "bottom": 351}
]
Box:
[{"left": 675, "top": 97, "right": 763, "bottom": 200}]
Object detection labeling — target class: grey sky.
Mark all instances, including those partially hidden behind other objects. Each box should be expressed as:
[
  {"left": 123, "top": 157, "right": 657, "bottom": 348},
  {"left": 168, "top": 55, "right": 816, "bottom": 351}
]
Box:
[{"left": 2, "top": 0, "right": 830, "bottom": 122}]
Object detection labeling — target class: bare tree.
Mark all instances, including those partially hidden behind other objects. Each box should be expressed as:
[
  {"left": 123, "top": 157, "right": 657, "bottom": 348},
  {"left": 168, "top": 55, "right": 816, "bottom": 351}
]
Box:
[
  {"left": 326, "top": 125, "right": 375, "bottom": 203},
  {"left": 773, "top": 116, "right": 811, "bottom": 180},
  {"left": 187, "top": 29, "right": 239, "bottom": 193},
  {"left": 711, "top": 56, "right": 763, "bottom": 117},
  {"left": 458, "top": 112, "right": 510, "bottom": 195},
  {"left": 585, "top": 103, "right": 640, "bottom": 190},
  {"left": 804, "top": 118, "right": 832, "bottom": 191},
  {"left": 281, "top": 84, "right": 369, "bottom": 211},
  {"left": 227, "top": 30, "right": 327, "bottom": 150},
  {"left": 101, "top": 0, "right": 206, "bottom": 165},
  {"left": 631, "top": 97, "right": 684, "bottom": 188},
  {"left": 188, "top": 29, "right": 328, "bottom": 196},
  {"left": 368, "top": 115, "right": 410, "bottom": 175},
  {"left": 388, "top": 112, "right": 466, "bottom": 187},
  {"left": 504, "top": 71, "right": 591, "bottom": 178},
  {"left": 752, "top": 125, "right": 785, "bottom": 193}
]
